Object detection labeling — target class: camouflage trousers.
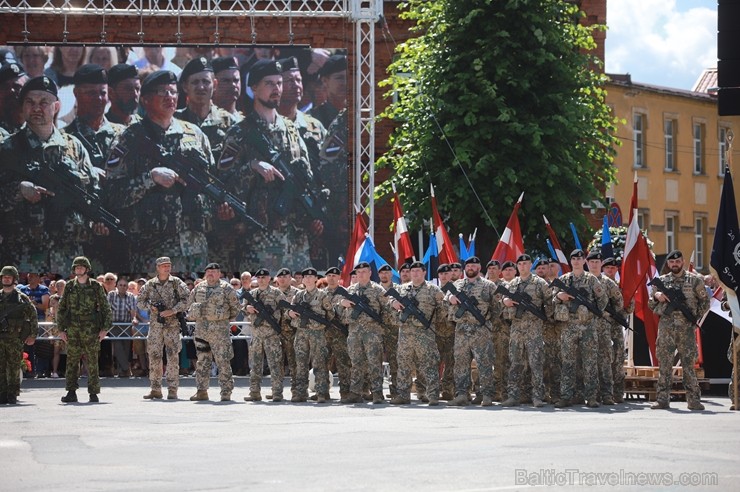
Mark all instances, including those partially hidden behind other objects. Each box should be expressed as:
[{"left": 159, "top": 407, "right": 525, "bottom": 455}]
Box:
[
  {"left": 543, "top": 322, "right": 563, "bottom": 401},
  {"left": 729, "top": 338, "right": 739, "bottom": 402},
  {"left": 435, "top": 334, "right": 455, "bottom": 396},
  {"left": 193, "top": 324, "right": 234, "bottom": 397},
  {"left": 65, "top": 326, "right": 102, "bottom": 394},
  {"left": 397, "top": 326, "right": 440, "bottom": 400},
  {"left": 294, "top": 328, "right": 329, "bottom": 398},
  {"left": 507, "top": 321, "right": 545, "bottom": 402},
  {"left": 655, "top": 318, "right": 701, "bottom": 405},
  {"left": 492, "top": 321, "right": 510, "bottom": 399},
  {"left": 383, "top": 323, "right": 399, "bottom": 396},
  {"left": 454, "top": 324, "right": 495, "bottom": 398},
  {"left": 610, "top": 324, "right": 626, "bottom": 398},
  {"left": 347, "top": 325, "right": 384, "bottom": 395},
  {"left": 249, "top": 326, "right": 284, "bottom": 398},
  {"left": 560, "top": 321, "right": 598, "bottom": 402},
  {"left": 280, "top": 324, "right": 297, "bottom": 388},
  {"left": 326, "top": 328, "right": 352, "bottom": 395},
  {"left": 0, "top": 338, "right": 22, "bottom": 397},
  {"left": 147, "top": 322, "right": 182, "bottom": 392},
  {"left": 595, "top": 320, "right": 614, "bottom": 399}
]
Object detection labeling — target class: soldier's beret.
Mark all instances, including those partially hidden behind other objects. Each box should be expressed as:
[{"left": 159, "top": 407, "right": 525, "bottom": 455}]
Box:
[
  {"left": 350, "top": 269, "right": 357, "bottom": 276},
  {"left": 254, "top": 268, "right": 270, "bottom": 277},
  {"left": 74, "top": 64, "right": 107, "bottom": 85},
  {"left": 398, "top": 262, "right": 412, "bottom": 272},
  {"left": 354, "top": 261, "right": 371, "bottom": 270},
  {"left": 464, "top": 256, "right": 481, "bottom": 265},
  {"left": 155, "top": 257, "right": 171, "bottom": 266},
  {"left": 19, "top": 75, "right": 57, "bottom": 101},
  {"left": 276, "top": 267, "right": 291, "bottom": 277},
  {"left": 586, "top": 250, "right": 602, "bottom": 261},
  {"left": 277, "top": 56, "right": 300, "bottom": 72},
  {"left": 180, "top": 56, "right": 213, "bottom": 83},
  {"left": 248, "top": 59, "right": 282, "bottom": 87},
  {"left": 204, "top": 262, "right": 221, "bottom": 271},
  {"left": 318, "top": 54, "right": 347, "bottom": 77},
  {"left": 107, "top": 63, "right": 138, "bottom": 86},
  {"left": 211, "top": 56, "right": 239, "bottom": 74},
  {"left": 516, "top": 254, "right": 532, "bottom": 263},
  {"left": 410, "top": 261, "right": 425, "bottom": 270},
  {"left": 301, "top": 267, "right": 318, "bottom": 276},
  {"left": 666, "top": 250, "right": 683, "bottom": 260},
  {"left": 501, "top": 261, "right": 516, "bottom": 270},
  {"left": 486, "top": 260, "right": 500, "bottom": 268},
  {"left": 450, "top": 262, "right": 462, "bottom": 269},
  {"left": 0, "top": 61, "right": 25, "bottom": 84},
  {"left": 378, "top": 264, "right": 392, "bottom": 272},
  {"left": 538, "top": 258, "right": 550, "bottom": 266},
  {"left": 141, "top": 70, "right": 178, "bottom": 95},
  {"left": 437, "top": 264, "right": 451, "bottom": 274},
  {"left": 325, "top": 267, "right": 341, "bottom": 275},
  {"left": 570, "top": 249, "right": 585, "bottom": 258},
  {"left": 602, "top": 257, "right": 616, "bottom": 267}
]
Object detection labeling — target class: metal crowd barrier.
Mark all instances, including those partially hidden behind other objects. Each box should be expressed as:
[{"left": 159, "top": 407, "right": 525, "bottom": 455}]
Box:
[{"left": 37, "top": 321, "right": 253, "bottom": 341}]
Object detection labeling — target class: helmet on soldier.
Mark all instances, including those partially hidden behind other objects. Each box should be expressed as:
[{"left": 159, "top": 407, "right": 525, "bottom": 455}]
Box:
[
  {"left": 72, "top": 256, "right": 92, "bottom": 270},
  {"left": 0, "top": 265, "right": 19, "bottom": 280}
]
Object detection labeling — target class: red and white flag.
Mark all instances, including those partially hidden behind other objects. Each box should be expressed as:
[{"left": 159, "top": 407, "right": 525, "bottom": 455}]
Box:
[
  {"left": 491, "top": 192, "right": 525, "bottom": 264},
  {"left": 430, "top": 184, "right": 458, "bottom": 265},
  {"left": 341, "top": 212, "right": 368, "bottom": 286},
  {"left": 392, "top": 183, "right": 415, "bottom": 265},
  {"left": 543, "top": 214, "right": 570, "bottom": 273}
]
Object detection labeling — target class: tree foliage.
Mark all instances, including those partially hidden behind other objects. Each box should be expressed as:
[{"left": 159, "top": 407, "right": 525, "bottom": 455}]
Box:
[{"left": 377, "top": 0, "right": 622, "bottom": 255}]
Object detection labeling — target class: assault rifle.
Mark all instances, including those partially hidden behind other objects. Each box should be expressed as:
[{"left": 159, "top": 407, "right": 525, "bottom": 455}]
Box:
[
  {"left": 332, "top": 286, "right": 383, "bottom": 324},
  {"left": 494, "top": 284, "right": 548, "bottom": 322},
  {"left": 441, "top": 283, "right": 488, "bottom": 327},
  {"left": 603, "top": 303, "right": 632, "bottom": 330},
  {"left": 277, "top": 299, "right": 342, "bottom": 333},
  {"left": 384, "top": 287, "right": 432, "bottom": 328},
  {"left": 240, "top": 290, "right": 281, "bottom": 334},
  {"left": 152, "top": 302, "right": 190, "bottom": 337},
  {"left": 550, "top": 278, "right": 603, "bottom": 318},
  {"left": 142, "top": 135, "right": 266, "bottom": 231},
  {"left": 648, "top": 277, "right": 698, "bottom": 325}
]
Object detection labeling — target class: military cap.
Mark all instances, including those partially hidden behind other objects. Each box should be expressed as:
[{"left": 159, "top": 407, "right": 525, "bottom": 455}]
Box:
[
  {"left": 464, "top": 256, "right": 481, "bottom": 265},
  {"left": 155, "top": 256, "right": 171, "bottom": 266},
  {"left": 277, "top": 56, "right": 300, "bottom": 72},
  {"left": 355, "top": 262, "right": 372, "bottom": 270},
  {"left": 586, "top": 250, "right": 602, "bottom": 261},
  {"left": 254, "top": 268, "right": 270, "bottom": 277},
  {"left": 302, "top": 267, "right": 318, "bottom": 276},
  {"left": 538, "top": 258, "right": 550, "bottom": 266},
  {"left": 570, "top": 249, "right": 585, "bottom": 258},
  {"left": 486, "top": 260, "right": 500, "bottom": 268},
  {"left": 204, "top": 262, "right": 221, "bottom": 270},
  {"left": 0, "top": 265, "right": 19, "bottom": 279},
  {"left": 276, "top": 267, "right": 291, "bottom": 277},
  {"left": 180, "top": 56, "right": 213, "bottom": 83},
  {"left": 211, "top": 56, "right": 239, "bottom": 74},
  {"left": 0, "top": 62, "right": 25, "bottom": 84},
  {"left": 72, "top": 256, "right": 91, "bottom": 270},
  {"left": 516, "top": 254, "right": 532, "bottom": 263},
  {"left": 141, "top": 70, "right": 178, "bottom": 95},
  {"left": 410, "top": 261, "right": 425, "bottom": 270},
  {"left": 501, "top": 261, "right": 516, "bottom": 270},
  {"left": 325, "top": 267, "right": 341, "bottom": 275},
  {"left": 107, "top": 63, "right": 138, "bottom": 86},
  {"left": 666, "top": 250, "right": 683, "bottom": 260},
  {"left": 74, "top": 64, "right": 107, "bottom": 85},
  {"left": 398, "top": 262, "right": 412, "bottom": 271},
  {"left": 378, "top": 264, "right": 392, "bottom": 272},
  {"left": 437, "top": 264, "right": 451, "bottom": 274},
  {"left": 19, "top": 75, "right": 57, "bottom": 101},
  {"left": 602, "top": 257, "right": 616, "bottom": 267},
  {"left": 318, "top": 54, "right": 347, "bottom": 77},
  {"left": 450, "top": 262, "right": 462, "bottom": 269},
  {"left": 350, "top": 268, "right": 357, "bottom": 276},
  {"left": 248, "top": 59, "right": 282, "bottom": 87}
]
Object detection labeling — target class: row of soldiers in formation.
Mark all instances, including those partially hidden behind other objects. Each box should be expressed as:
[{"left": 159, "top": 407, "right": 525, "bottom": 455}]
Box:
[
  {"left": 0, "top": 52, "right": 348, "bottom": 276},
  {"left": 0, "top": 246, "right": 711, "bottom": 410}
]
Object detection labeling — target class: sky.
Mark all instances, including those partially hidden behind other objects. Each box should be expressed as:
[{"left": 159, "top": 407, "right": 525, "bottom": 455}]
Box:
[{"left": 605, "top": 0, "right": 717, "bottom": 91}]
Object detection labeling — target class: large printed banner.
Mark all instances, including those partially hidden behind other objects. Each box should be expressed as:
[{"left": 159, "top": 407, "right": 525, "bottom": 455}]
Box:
[{"left": 0, "top": 45, "right": 349, "bottom": 276}]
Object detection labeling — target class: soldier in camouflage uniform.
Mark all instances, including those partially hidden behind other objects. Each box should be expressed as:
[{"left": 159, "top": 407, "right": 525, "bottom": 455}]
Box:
[
  {"left": 485, "top": 260, "right": 510, "bottom": 402},
  {"left": 274, "top": 267, "right": 300, "bottom": 395},
  {"left": 446, "top": 257, "right": 497, "bottom": 407},
  {"left": 243, "top": 268, "right": 285, "bottom": 402},
  {"left": 211, "top": 57, "right": 244, "bottom": 123},
  {"left": 648, "top": 250, "right": 709, "bottom": 411},
  {"left": 435, "top": 264, "right": 456, "bottom": 400},
  {"left": 137, "top": 256, "right": 191, "bottom": 400},
  {"left": 104, "top": 70, "right": 215, "bottom": 273},
  {"left": 105, "top": 63, "right": 141, "bottom": 127},
  {"left": 0, "top": 76, "right": 105, "bottom": 274},
  {"left": 0, "top": 61, "right": 29, "bottom": 136},
  {"left": 602, "top": 257, "right": 632, "bottom": 403},
  {"left": 553, "top": 249, "right": 608, "bottom": 408},
  {"left": 500, "top": 255, "right": 552, "bottom": 407},
  {"left": 187, "top": 263, "right": 241, "bottom": 402},
  {"left": 286, "top": 267, "right": 334, "bottom": 403},
  {"left": 541, "top": 258, "right": 564, "bottom": 403},
  {"left": 57, "top": 256, "right": 112, "bottom": 403},
  {"left": 377, "top": 264, "right": 401, "bottom": 398},
  {"left": 323, "top": 267, "right": 353, "bottom": 400},
  {"left": 308, "top": 54, "right": 346, "bottom": 129},
  {"left": 0, "top": 266, "right": 38, "bottom": 404},
  {"left": 338, "top": 261, "right": 388, "bottom": 404},
  {"left": 389, "top": 261, "right": 443, "bottom": 406}
]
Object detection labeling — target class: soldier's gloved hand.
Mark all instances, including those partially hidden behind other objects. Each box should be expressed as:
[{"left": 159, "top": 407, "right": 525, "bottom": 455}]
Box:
[
  {"left": 250, "top": 160, "right": 285, "bottom": 183},
  {"left": 310, "top": 219, "right": 324, "bottom": 237},
  {"left": 19, "top": 181, "right": 54, "bottom": 203},
  {"left": 151, "top": 167, "right": 186, "bottom": 188},
  {"left": 92, "top": 222, "right": 110, "bottom": 236},
  {"left": 217, "top": 202, "right": 235, "bottom": 221}
]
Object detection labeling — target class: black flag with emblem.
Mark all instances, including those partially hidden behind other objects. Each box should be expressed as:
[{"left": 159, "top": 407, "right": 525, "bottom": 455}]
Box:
[{"left": 711, "top": 167, "right": 740, "bottom": 298}]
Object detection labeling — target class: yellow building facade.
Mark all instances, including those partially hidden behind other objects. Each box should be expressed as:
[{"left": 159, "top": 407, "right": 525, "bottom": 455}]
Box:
[{"left": 606, "top": 75, "right": 740, "bottom": 272}]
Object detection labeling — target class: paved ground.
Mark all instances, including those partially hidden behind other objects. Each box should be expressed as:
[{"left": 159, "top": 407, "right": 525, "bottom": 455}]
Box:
[{"left": 1, "top": 376, "right": 737, "bottom": 491}]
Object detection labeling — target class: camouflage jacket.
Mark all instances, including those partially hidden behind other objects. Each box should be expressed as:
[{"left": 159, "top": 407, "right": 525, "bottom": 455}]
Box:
[
  {"left": 552, "top": 271, "right": 608, "bottom": 323},
  {"left": 599, "top": 273, "right": 629, "bottom": 322},
  {"left": 137, "top": 275, "right": 191, "bottom": 327},
  {"left": 308, "top": 101, "right": 339, "bottom": 130},
  {"left": 105, "top": 110, "right": 141, "bottom": 127},
  {"left": 291, "top": 110, "right": 326, "bottom": 172},
  {"left": 0, "top": 288, "right": 38, "bottom": 340},
  {"left": 648, "top": 270, "right": 709, "bottom": 323},
  {"left": 57, "top": 278, "right": 112, "bottom": 333},
  {"left": 289, "top": 287, "right": 334, "bottom": 330},
  {"left": 175, "top": 104, "right": 239, "bottom": 163},
  {"left": 277, "top": 285, "right": 301, "bottom": 330},
  {"left": 445, "top": 277, "right": 497, "bottom": 328},
  {"left": 187, "top": 280, "right": 240, "bottom": 327},
  {"left": 501, "top": 274, "right": 552, "bottom": 323},
  {"left": 392, "top": 281, "right": 444, "bottom": 330},
  {"left": 324, "top": 285, "right": 349, "bottom": 334},
  {"left": 63, "top": 117, "right": 125, "bottom": 170},
  {"left": 341, "top": 281, "right": 386, "bottom": 331},
  {"left": 244, "top": 285, "right": 284, "bottom": 333}
]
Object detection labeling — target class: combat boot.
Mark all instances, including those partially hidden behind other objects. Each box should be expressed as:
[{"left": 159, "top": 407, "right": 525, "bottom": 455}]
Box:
[
  {"left": 167, "top": 389, "right": 178, "bottom": 400},
  {"left": 687, "top": 401, "right": 705, "bottom": 411},
  {"left": 89, "top": 394, "right": 99, "bottom": 403},
  {"left": 440, "top": 391, "right": 455, "bottom": 401},
  {"left": 291, "top": 395, "right": 307, "bottom": 403},
  {"left": 554, "top": 399, "right": 571, "bottom": 408},
  {"left": 340, "top": 392, "right": 363, "bottom": 404},
  {"left": 586, "top": 399, "right": 600, "bottom": 408},
  {"left": 7, "top": 394, "right": 18, "bottom": 404},
  {"left": 390, "top": 395, "right": 411, "bottom": 405},
  {"left": 309, "top": 394, "right": 319, "bottom": 401},
  {"left": 0, "top": 393, "right": 8, "bottom": 404},
  {"left": 471, "top": 394, "right": 483, "bottom": 405},
  {"left": 481, "top": 396, "right": 493, "bottom": 407},
  {"left": 61, "top": 391, "right": 78, "bottom": 403},
  {"left": 428, "top": 397, "right": 440, "bottom": 406},
  {"left": 500, "top": 397, "right": 519, "bottom": 407},
  {"left": 613, "top": 394, "right": 624, "bottom": 404},
  {"left": 650, "top": 400, "right": 670, "bottom": 410},
  {"left": 189, "top": 390, "right": 209, "bottom": 401},
  {"left": 532, "top": 398, "right": 545, "bottom": 408},
  {"left": 143, "top": 390, "right": 163, "bottom": 400},
  {"left": 372, "top": 392, "right": 385, "bottom": 404},
  {"left": 447, "top": 395, "right": 470, "bottom": 407},
  {"left": 272, "top": 395, "right": 283, "bottom": 402},
  {"left": 362, "top": 391, "right": 372, "bottom": 401},
  {"left": 602, "top": 395, "right": 615, "bottom": 405},
  {"left": 417, "top": 392, "right": 429, "bottom": 403},
  {"left": 243, "top": 392, "right": 262, "bottom": 402},
  {"left": 220, "top": 392, "right": 232, "bottom": 402},
  {"left": 316, "top": 394, "right": 328, "bottom": 404}
]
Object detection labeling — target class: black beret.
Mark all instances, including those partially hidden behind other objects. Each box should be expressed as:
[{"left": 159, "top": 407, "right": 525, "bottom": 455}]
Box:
[
  {"left": 254, "top": 268, "right": 270, "bottom": 277},
  {"left": 141, "top": 70, "right": 178, "bottom": 95},
  {"left": 19, "top": 75, "right": 57, "bottom": 101},
  {"left": 74, "top": 64, "right": 107, "bottom": 85},
  {"left": 354, "top": 261, "right": 371, "bottom": 270},
  {"left": 0, "top": 62, "right": 25, "bottom": 84},
  {"left": 350, "top": 269, "right": 357, "bottom": 276},
  {"left": 276, "top": 267, "right": 291, "bottom": 277},
  {"left": 450, "top": 262, "right": 462, "bottom": 269},
  {"left": 211, "top": 56, "right": 239, "bottom": 74},
  {"left": 107, "top": 63, "right": 138, "bottom": 85},
  {"left": 248, "top": 59, "right": 282, "bottom": 87},
  {"left": 180, "top": 56, "right": 213, "bottom": 83},
  {"left": 570, "top": 249, "right": 585, "bottom": 259},
  {"left": 502, "top": 261, "right": 516, "bottom": 270},
  {"left": 586, "top": 250, "right": 602, "bottom": 260},
  {"left": 398, "top": 262, "right": 411, "bottom": 271},
  {"left": 486, "top": 260, "right": 500, "bottom": 268},
  {"left": 301, "top": 267, "right": 318, "bottom": 276},
  {"left": 602, "top": 257, "right": 616, "bottom": 267},
  {"left": 378, "top": 264, "right": 392, "bottom": 272},
  {"left": 410, "top": 261, "right": 425, "bottom": 270},
  {"left": 538, "top": 258, "right": 550, "bottom": 266},
  {"left": 437, "top": 264, "right": 451, "bottom": 274},
  {"left": 204, "top": 262, "right": 221, "bottom": 270},
  {"left": 277, "top": 57, "right": 300, "bottom": 72},
  {"left": 318, "top": 54, "right": 347, "bottom": 77},
  {"left": 666, "top": 250, "right": 683, "bottom": 260},
  {"left": 325, "top": 267, "right": 341, "bottom": 275},
  {"left": 464, "top": 256, "right": 481, "bottom": 265},
  {"left": 516, "top": 254, "right": 532, "bottom": 263}
]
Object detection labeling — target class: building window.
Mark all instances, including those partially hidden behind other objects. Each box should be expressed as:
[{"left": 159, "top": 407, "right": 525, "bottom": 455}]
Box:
[
  {"left": 637, "top": 211, "right": 648, "bottom": 231},
  {"left": 693, "top": 123, "right": 704, "bottom": 174},
  {"left": 634, "top": 113, "right": 645, "bottom": 168},
  {"left": 694, "top": 217, "right": 704, "bottom": 271},
  {"left": 666, "top": 215, "right": 676, "bottom": 254},
  {"left": 719, "top": 127, "right": 728, "bottom": 176},
  {"left": 664, "top": 119, "right": 675, "bottom": 171}
]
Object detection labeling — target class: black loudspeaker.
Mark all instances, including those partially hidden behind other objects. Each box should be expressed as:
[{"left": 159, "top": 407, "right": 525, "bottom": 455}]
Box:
[
  {"left": 718, "top": 0, "right": 740, "bottom": 114},
  {"left": 719, "top": 88, "right": 740, "bottom": 116}
]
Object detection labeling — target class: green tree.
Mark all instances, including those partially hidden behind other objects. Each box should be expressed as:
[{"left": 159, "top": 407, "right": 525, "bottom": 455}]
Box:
[{"left": 378, "top": 0, "right": 622, "bottom": 254}]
